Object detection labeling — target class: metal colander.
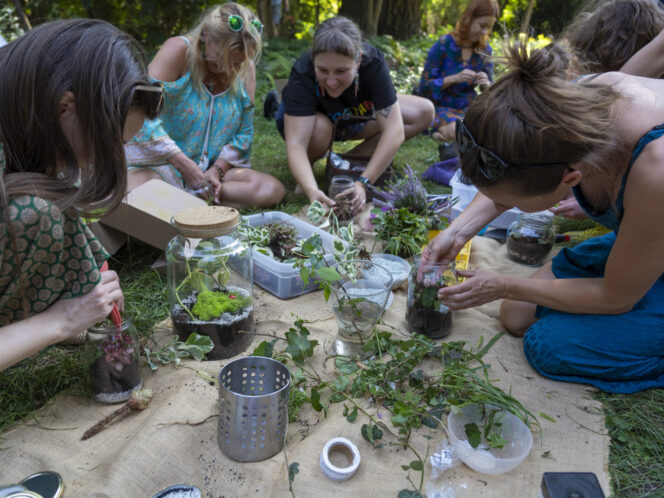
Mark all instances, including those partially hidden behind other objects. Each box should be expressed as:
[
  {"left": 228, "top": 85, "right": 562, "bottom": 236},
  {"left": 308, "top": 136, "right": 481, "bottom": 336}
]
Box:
[{"left": 217, "top": 356, "right": 291, "bottom": 462}]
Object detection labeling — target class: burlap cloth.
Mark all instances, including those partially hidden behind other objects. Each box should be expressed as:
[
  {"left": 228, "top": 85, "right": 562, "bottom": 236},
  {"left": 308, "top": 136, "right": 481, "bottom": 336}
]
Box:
[{"left": 0, "top": 223, "right": 610, "bottom": 497}]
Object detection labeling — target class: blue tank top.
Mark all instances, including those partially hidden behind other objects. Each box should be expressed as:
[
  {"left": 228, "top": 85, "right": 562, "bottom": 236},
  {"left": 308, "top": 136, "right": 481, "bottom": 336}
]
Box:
[{"left": 573, "top": 124, "right": 664, "bottom": 232}]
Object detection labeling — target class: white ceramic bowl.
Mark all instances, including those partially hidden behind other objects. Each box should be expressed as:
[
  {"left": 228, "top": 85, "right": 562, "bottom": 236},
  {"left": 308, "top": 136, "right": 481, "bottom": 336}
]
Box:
[
  {"left": 370, "top": 254, "right": 411, "bottom": 290},
  {"left": 447, "top": 403, "right": 533, "bottom": 475}
]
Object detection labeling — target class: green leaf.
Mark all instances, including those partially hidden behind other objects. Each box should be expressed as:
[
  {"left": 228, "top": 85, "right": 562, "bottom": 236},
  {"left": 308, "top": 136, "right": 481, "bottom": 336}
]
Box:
[
  {"left": 335, "top": 357, "right": 359, "bottom": 375},
  {"left": 397, "top": 490, "right": 423, "bottom": 498},
  {"left": 539, "top": 411, "right": 557, "bottom": 423},
  {"left": 346, "top": 405, "right": 358, "bottom": 422},
  {"left": 317, "top": 266, "right": 341, "bottom": 282},
  {"left": 334, "top": 375, "right": 350, "bottom": 392},
  {"left": 464, "top": 422, "right": 482, "bottom": 448},
  {"left": 288, "top": 462, "right": 299, "bottom": 483},
  {"left": 409, "top": 460, "right": 423, "bottom": 471},
  {"left": 391, "top": 413, "right": 409, "bottom": 426},
  {"left": 179, "top": 333, "right": 214, "bottom": 361},
  {"left": 310, "top": 388, "right": 323, "bottom": 412},
  {"left": 285, "top": 326, "right": 317, "bottom": 363},
  {"left": 252, "top": 339, "right": 278, "bottom": 358},
  {"left": 329, "top": 392, "right": 346, "bottom": 403},
  {"left": 361, "top": 424, "right": 383, "bottom": 446}
]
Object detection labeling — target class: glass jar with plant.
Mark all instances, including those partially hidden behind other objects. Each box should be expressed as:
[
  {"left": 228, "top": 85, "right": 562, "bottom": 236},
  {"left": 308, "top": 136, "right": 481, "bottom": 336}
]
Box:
[
  {"left": 166, "top": 206, "right": 254, "bottom": 360},
  {"left": 86, "top": 316, "right": 142, "bottom": 403},
  {"left": 406, "top": 257, "right": 458, "bottom": 339},
  {"left": 506, "top": 213, "right": 556, "bottom": 266}
]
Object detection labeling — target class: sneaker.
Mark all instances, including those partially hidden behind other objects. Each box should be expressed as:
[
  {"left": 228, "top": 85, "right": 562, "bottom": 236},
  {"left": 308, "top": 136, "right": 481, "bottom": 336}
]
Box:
[{"left": 438, "top": 142, "right": 457, "bottom": 161}]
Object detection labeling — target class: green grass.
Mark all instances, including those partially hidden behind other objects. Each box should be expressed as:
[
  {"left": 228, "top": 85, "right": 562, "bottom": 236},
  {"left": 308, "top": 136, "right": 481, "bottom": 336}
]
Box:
[{"left": 1, "top": 36, "right": 662, "bottom": 497}]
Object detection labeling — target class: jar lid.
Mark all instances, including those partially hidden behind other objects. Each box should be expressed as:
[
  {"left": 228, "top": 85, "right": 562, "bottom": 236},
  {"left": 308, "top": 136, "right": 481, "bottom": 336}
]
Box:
[{"left": 173, "top": 206, "right": 239, "bottom": 238}]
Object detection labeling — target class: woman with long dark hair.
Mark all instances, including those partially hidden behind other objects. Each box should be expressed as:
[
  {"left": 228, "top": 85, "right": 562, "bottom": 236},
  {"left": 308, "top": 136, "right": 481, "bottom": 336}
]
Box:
[{"left": 0, "top": 19, "right": 162, "bottom": 370}]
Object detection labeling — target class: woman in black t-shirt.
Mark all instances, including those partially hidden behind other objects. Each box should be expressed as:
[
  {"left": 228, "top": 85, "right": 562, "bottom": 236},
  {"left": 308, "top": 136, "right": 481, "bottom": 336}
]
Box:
[{"left": 276, "top": 17, "right": 434, "bottom": 212}]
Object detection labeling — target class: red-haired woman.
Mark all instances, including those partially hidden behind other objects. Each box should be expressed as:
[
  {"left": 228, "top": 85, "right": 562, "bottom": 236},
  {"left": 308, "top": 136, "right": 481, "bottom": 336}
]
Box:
[{"left": 418, "top": 0, "right": 499, "bottom": 143}]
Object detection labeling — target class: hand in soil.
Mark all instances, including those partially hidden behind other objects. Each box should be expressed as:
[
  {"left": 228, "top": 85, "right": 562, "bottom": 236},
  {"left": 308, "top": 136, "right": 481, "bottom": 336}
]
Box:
[
  {"left": 437, "top": 269, "right": 507, "bottom": 310},
  {"left": 81, "top": 389, "right": 153, "bottom": 440}
]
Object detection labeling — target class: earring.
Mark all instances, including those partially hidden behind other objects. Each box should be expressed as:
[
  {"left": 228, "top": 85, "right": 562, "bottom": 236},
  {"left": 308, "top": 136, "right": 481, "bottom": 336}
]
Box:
[{"left": 354, "top": 71, "right": 359, "bottom": 97}]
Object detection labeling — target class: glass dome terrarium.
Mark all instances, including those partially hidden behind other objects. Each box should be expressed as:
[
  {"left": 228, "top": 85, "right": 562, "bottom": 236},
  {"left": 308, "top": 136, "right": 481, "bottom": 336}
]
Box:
[
  {"left": 166, "top": 206, "right": 254, "bottom": 360},
  {"left": 506, "top": 213, "right": 555, "bottom": 266}
]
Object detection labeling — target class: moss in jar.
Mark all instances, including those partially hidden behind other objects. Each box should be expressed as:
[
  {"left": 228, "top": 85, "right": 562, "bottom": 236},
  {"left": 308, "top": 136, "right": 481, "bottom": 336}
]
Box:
[{"left": 406, "top": 268, "right": 456, "bottom": 339}]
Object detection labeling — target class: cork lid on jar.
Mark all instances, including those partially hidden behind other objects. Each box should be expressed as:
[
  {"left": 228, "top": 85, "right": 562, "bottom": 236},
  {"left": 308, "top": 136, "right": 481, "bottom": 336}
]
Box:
[{"left": 172, "top": 206, "right": 240, "bottom": 238}]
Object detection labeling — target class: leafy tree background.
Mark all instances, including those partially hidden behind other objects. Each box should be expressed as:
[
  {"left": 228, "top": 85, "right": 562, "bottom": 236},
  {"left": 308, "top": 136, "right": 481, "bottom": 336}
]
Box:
[{"left": 2, "top": 0, "right": 587, "bottom": 51}]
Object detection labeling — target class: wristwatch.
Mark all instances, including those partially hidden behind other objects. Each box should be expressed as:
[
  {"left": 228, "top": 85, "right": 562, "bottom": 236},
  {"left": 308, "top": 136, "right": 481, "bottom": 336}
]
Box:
[{"left": 356, "top": 176, "right": 371, "bottom": 189}]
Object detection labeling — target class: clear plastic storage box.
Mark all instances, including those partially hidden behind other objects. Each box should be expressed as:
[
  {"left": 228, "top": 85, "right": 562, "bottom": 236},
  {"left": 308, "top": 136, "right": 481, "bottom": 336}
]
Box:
[{"left": 240, "top": 211, "right": 341, "bottom": 299}]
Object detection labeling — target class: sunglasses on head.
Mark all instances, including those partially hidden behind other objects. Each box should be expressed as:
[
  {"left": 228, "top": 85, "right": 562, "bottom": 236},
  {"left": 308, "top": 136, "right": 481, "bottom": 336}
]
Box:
[
  {"left": 133, "top": 83, "right": 164, "bottom": 118},
  {"left": 228, "top": 14, "right": 263, "bottom": 34},
  {"left": 455, "top": 119, "right": 567, "bottom": 182}
]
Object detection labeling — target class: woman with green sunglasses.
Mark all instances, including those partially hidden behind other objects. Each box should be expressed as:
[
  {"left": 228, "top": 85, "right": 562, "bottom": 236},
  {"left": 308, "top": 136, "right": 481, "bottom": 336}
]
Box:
[
  {"left": 125, "top": 2, "right": 285, "bottom": 209},
  {"left": 422, "top": 43, "right": 664, "bottom": 394}
]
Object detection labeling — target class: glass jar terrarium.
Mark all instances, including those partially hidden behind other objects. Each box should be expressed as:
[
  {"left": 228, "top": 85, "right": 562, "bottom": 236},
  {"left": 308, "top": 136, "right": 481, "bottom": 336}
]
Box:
[
  {"left": 331, "top": 259, "right": 392, "bottom": 358},
  {"left": 86, "top": 316, "right": 142, "bottom": 403},
  {"left": 506, "top": 213, "right": 555, "bottom": 266},
  {"left": 328, "top": 175, "right": 355, "bottom": 223},
  {"left": 406, "top": 257, "right": 457, "bottom": 339},
  {"left": 166, "top": 206, "right": 254, "bottom": 360}
]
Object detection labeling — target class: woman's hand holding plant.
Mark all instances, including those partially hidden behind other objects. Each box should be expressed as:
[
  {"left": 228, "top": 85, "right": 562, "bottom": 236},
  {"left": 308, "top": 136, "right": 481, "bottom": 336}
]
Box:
[
  {"left": 418, "top": 229, "right": 466, "bottom": 280},
  {"left": 437, "top": 269, "right": 507, "bottom": 310},
  {"left": 350, "top": 182, "right": 367, "bottom": 214},
  {"left": 475, "top": 71, "right": 490, "bottom": 90},
  {"left": 307, "top": 187, "right": 336, "bottom": 209},
  {"left": 171, "top": 152, "right": 208, "bottom": 188}
]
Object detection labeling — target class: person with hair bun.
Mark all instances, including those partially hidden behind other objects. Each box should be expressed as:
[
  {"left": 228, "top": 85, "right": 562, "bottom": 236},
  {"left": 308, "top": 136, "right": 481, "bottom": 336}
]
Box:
[
  {"left": 418, "top": 0, "right": 499, "bottom": 143},
  {"left": 421, "top": 43, "right": 664, "bottom": 393},
  {"left": 276, "top": 16, "right": 434, "bottom": 213},
  {"left": 0, "top": 19, "right": 162, "bottom": 370},
  {"left": 126, "top": 2, "right": 286, "bottom": 209}
]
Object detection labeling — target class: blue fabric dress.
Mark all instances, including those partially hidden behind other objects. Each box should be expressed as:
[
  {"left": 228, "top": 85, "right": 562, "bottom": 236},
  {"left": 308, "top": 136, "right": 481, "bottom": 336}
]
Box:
[
  {"left": 417, "top": 34, "right": 493, "bottom": 128},
  {"left": 523, "top": 125, "right": 664, "bottom": 393}
]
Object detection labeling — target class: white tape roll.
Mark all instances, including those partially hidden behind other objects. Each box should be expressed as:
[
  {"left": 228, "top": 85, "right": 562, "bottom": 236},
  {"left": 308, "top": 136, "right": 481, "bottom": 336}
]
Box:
[{"left": 319, "top": 437, "right": 361, "bottom": 481}]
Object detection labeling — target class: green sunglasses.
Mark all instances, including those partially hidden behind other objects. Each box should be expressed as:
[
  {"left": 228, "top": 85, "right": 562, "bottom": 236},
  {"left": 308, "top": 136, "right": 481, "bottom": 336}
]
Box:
[{"left": 228, "top": 14, "right": 263, "bottom": 34}]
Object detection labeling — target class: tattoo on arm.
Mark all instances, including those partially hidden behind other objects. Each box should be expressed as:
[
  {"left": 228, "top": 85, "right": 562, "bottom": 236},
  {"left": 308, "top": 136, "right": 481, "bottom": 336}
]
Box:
[{"left": 377, "top": 105, "right": 392, "bottom": 119}]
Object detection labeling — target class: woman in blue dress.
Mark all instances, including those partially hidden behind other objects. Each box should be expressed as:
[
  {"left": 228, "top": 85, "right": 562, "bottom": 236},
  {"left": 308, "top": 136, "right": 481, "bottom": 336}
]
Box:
[
  {"left": 422, "top": 44, "right": 664, "bottom": 394},
  {"left": 125, "top": 2, "right": 285, "bottom": 209},
  {"left": 418, "top": 0, "right": 499, "bottom": 143}
]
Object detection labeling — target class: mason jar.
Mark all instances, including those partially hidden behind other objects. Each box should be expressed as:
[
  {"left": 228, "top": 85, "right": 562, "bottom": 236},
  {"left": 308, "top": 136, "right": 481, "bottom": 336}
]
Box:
[
  {"left": 166, "top": 206, "right": 254, "bottom": 360},
  {"left": 506, "top": 213, "right": 555, "bottom": 266},
  {"left": 406, "top": 256, "right": 457, "bottom": 339},
  {"left": 328, "top": 175, "right": 355, "bottom": 222},
  {"left": 86, "top": 316, "right": 142, "bottom": 403}
]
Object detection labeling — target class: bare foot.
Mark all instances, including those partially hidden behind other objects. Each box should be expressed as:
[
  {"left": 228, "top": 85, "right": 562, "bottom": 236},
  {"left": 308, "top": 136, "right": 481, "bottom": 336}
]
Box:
[{"left": 432, "top": 131, "right": 444, "bottom": 142}]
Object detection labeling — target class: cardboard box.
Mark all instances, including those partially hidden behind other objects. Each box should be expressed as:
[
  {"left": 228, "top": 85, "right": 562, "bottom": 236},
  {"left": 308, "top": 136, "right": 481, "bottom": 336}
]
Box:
[
  {"left": 88, "top": 221, "right": 128, "bottom": 255},
  {"left": 99, "top": 180, "right": 206, "bottom": 250}
]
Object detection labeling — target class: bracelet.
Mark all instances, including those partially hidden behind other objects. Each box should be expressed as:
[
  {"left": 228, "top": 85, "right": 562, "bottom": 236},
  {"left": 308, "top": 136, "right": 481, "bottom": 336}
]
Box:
[
  {"left": 356, "top": 176, "right": 371, "bottom": 189},
  {"left": 213, "top": 164, "right": 225, "bottom": 182}
]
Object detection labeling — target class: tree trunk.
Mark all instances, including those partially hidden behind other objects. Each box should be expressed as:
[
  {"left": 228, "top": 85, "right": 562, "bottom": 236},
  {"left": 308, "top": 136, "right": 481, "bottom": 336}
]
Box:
[
  {"left": 12, "top": 0, "right": 31, "bottom": 31},
  {"left": 378, "top": 0, "right": 422, "bottom": 40},
  {"left": 520, "top": 0, "right": 536, "bottom": 34},
  {"left": 339, "top": 0, "right": 384, "bottom": 38}
]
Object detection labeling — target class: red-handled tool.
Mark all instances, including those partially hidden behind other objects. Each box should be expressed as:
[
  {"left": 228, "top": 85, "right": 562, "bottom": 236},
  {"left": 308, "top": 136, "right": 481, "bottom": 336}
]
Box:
[{"left": 100, "top": 261, "right": 123, "bottom": 328}]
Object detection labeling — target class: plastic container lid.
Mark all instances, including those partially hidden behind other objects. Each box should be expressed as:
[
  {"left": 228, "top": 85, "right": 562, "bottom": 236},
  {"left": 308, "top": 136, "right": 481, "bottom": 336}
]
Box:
[{"left": 173, "top": 206, "right": 239, "bottom": 238}]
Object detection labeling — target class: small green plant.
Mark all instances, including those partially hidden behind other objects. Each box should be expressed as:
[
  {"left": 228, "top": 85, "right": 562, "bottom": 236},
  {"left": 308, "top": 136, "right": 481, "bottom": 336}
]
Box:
[
  {"left": 462, "top": 406, "right": 508, "bottom": 450},
  {"left": 143, "top": 333, "right": 214, "bottom": 371}
]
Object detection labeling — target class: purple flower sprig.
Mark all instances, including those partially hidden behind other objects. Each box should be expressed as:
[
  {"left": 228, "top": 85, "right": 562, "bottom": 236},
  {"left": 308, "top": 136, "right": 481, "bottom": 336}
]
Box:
[{"left": 373, "top": 165, "right": 428, "bottom": 215}]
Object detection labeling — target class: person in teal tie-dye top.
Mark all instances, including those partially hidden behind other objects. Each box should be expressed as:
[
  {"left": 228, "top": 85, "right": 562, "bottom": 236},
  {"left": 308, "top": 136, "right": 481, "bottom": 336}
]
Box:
[
  {"left": 126, "top": 2, "right": 285, "bottom": 209},
  {"left": 418, "top": 0, "right": 498, "bottom": 143}
]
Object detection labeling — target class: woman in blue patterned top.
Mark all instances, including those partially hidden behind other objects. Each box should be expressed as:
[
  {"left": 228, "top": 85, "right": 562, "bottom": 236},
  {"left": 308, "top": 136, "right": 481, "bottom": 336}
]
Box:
[
  {"left": 126, "top": 2, "right": 285, "bottom": 208},
  {"left": 418, "top": 0, "right": 499, "bottom": 142}
]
